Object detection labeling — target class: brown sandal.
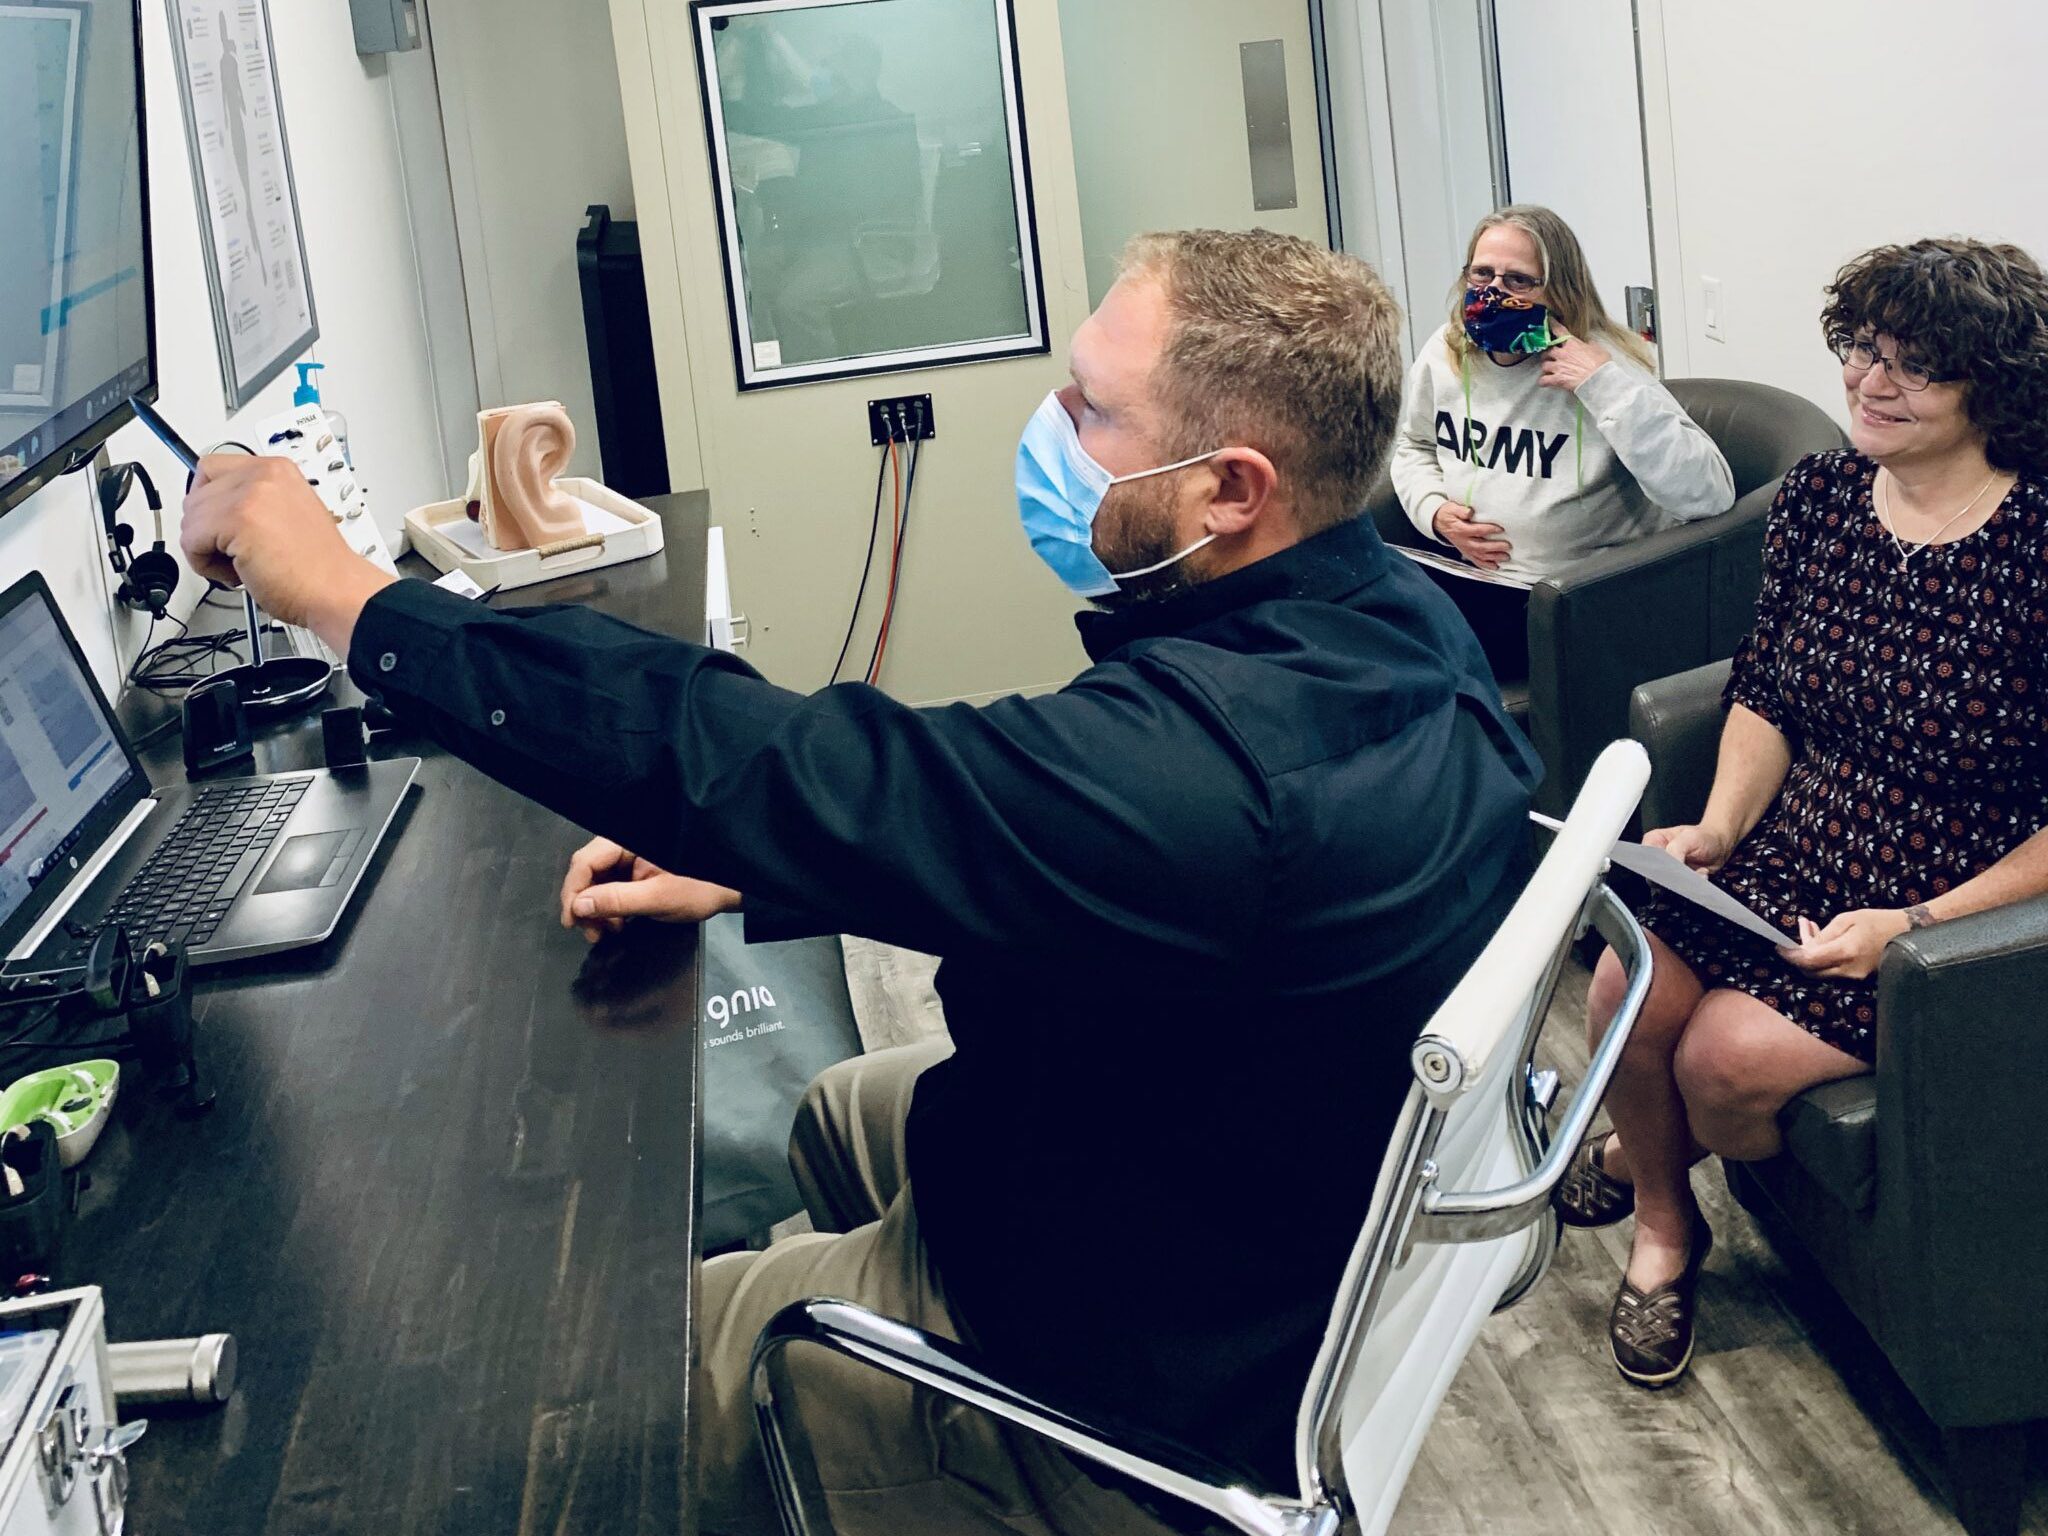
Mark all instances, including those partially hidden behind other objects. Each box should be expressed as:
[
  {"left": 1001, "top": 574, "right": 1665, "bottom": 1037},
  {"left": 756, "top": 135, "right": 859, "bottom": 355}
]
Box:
[
  {"left": 1556, "top": 1133, "right": 1634, "bottom": 1229},
  {"left": 1610, "top": 1218, "right": 1713, "bottom": 1388}
]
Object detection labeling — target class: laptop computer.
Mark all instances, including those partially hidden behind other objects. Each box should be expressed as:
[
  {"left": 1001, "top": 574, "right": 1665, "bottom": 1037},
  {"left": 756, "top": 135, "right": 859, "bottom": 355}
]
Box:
[{"left": 0, "top": 572, "right": 416, "bottom": 984}]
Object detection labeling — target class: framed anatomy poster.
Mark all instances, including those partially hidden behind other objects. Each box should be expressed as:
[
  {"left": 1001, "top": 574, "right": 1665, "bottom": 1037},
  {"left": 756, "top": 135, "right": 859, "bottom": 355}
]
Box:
[{"left": 164, "top": 0, "right": 317, "bottom": 409}]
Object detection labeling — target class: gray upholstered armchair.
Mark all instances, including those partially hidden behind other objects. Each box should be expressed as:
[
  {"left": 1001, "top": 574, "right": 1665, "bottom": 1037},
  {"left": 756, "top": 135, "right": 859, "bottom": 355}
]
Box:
[
  {"left": 1366, "top": 377, "right": 1846, "bottom": 814},
  {"left": 1631, "top": 659, "right": 2048, "bottom": 1536}
]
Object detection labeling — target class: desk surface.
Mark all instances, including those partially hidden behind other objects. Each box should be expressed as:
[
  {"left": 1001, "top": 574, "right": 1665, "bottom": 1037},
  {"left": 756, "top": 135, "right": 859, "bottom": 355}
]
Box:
[{"left": 72, "top": 494, "right": 709, "bottom": 1534}]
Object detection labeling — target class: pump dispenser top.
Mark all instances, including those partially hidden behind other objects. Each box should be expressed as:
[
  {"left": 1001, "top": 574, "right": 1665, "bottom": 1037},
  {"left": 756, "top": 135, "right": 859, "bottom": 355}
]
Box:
[{"left": 293, "top": 362, "right": 325, "bottom": 407}]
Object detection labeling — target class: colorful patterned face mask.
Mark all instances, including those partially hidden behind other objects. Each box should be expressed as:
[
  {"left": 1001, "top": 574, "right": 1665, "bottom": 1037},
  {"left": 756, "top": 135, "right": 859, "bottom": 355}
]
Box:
[{"left": 1463, "top": 286, "right": 1558, "bottom": 357}]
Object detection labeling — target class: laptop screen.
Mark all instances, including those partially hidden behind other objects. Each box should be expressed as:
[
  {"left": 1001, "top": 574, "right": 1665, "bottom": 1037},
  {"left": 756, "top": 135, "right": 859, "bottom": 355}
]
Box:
[{"left": 0, "top": 585, "right": 139, "bottom": 934}]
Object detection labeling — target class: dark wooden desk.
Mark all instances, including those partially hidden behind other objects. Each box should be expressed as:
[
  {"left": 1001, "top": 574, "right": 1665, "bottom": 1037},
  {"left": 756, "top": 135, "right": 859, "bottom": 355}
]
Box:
[{"left": 70, "top": 493, "right": 709, "bottom": 1533}]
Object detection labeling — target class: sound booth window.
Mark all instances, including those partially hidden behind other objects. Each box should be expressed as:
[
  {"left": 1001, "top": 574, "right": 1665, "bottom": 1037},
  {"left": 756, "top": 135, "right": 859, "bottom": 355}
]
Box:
[{"left": 693, "top": 0, "right": 1048, "bottom": 390}]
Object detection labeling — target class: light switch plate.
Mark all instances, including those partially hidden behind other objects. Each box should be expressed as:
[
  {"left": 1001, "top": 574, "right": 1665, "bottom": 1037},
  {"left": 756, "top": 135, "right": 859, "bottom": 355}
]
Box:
[{"left": 1701, "top": 276, "right": 1725, "bottom": 343}]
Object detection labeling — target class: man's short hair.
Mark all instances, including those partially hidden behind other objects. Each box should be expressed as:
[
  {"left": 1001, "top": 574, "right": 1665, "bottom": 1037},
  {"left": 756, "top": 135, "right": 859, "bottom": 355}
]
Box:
[{"left": 1120, "top": 229, "right": 1405, "bottom": 536}]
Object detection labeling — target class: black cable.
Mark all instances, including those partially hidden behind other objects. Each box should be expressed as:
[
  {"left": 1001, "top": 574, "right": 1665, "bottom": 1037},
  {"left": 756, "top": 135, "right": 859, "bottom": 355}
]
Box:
[
  {"left": 126, "top": 609, "right": 186, "bottom": 685},
  {"left": 128, "top": 714, "right": 182, "bottom": 753},
  {"left": 125, "top": 608, "right": 285, "bottom": 699},
  {"left": 0, "top": 1009, "right": 61, "bottom": 1054},
  {"left": 0, "top": 1016, "right": 131, "bottom": 1054},
  {"left": 127, "top": 633, "right": 238, "bottom": 695},
  {"left": 0, "top": 1000, "right": 125, "bottom": 1056},
  {"left": 896, "top": 404, "right": 925, "bottom": 564},
  {"left": 829, "top": 443, "right": 892, "bottom": 686},
  {"left": 865, "top": 404, "right": 924, "bottom": 685}
]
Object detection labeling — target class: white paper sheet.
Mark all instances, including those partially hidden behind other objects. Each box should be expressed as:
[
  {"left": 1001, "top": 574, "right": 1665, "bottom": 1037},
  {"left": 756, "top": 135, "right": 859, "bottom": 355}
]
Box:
[
  {"left": 1394, "top": 545, "right": 1536, "bottom": 590},
  {"left": 432, "top": 569, "right": 486, "bottom": 599},
  {"left": 1529, "top": 811, "right": 1791, "bottom": 947}
]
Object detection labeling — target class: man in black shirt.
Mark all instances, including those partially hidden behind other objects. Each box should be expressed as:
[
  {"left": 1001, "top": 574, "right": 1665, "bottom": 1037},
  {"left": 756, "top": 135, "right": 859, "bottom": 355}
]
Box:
[{"left": 181, "top": 230, "right": 1537, "bottom": 1534}]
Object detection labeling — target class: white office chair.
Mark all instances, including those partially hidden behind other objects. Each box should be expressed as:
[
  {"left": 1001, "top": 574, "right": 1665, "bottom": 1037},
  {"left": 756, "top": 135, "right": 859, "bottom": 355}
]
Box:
[{"left": 750, "top": 739, "right": 1657, "bottom": 1536}]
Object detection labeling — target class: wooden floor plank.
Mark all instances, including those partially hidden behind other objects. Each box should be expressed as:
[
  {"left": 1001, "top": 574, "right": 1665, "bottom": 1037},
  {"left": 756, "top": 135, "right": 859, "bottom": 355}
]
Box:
[
  {"left": 1390, "top": 1340, "right": 1601, "bottom": 1536},
  {"left": 1454, "top": 1224, "right": 1808, "bottom": 1536}
]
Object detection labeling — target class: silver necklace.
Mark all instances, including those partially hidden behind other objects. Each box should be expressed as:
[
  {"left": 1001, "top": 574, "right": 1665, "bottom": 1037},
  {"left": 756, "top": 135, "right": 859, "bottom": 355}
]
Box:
[{"left": 1874, "top": 467, "right": 2000, "bottom": 570}]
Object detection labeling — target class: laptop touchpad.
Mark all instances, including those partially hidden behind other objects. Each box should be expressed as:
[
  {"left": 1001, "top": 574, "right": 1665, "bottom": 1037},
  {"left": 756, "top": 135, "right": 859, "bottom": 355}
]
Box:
[{"left": 255, "top": 829, "right": 363, "bottom": 894}]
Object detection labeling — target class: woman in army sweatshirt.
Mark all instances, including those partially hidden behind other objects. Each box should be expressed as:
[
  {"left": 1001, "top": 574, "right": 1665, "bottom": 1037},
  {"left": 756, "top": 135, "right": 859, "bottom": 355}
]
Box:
[{"left": 1391, "top": 204, "right": 1734, "bottom": 677}]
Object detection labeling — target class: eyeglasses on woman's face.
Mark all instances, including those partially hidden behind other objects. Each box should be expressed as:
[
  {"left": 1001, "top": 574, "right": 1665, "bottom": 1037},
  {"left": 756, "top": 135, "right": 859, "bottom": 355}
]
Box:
[
  {"left": 1829, "top": 332, "right": 1952, "bottom": 392},
  {"left": 1465, "top": 264, "right": 1542, "bottom": 295}
]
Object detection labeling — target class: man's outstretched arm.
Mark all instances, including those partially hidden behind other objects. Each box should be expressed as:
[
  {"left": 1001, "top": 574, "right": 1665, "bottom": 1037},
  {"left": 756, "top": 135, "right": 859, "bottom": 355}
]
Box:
[{"left": 181, "top": 456, "right": 1269, "bottom": 965}]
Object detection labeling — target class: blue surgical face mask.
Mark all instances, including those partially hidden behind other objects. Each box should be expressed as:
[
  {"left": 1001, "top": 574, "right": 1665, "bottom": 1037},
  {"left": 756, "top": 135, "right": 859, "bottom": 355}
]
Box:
[{"left": 1015, "top": 392, "right": 1220, "bottom": 598}]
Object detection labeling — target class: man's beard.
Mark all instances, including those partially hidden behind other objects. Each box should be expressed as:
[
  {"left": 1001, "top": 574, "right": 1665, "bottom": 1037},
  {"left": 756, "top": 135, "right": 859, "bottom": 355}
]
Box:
[{"left": 1090, "top": 474, "right": 1200, "bottom": 608}]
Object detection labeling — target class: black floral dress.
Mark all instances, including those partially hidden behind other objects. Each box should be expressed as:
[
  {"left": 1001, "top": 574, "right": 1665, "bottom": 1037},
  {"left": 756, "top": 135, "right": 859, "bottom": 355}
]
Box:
[{"left": 1643, "top": 451, "right": 2048, "bottom": 1062}]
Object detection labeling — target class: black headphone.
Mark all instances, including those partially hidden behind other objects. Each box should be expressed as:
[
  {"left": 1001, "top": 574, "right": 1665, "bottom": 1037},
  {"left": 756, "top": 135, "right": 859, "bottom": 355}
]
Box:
[{"left": 96, "top": 460, "right": 180, "bottom": 618}]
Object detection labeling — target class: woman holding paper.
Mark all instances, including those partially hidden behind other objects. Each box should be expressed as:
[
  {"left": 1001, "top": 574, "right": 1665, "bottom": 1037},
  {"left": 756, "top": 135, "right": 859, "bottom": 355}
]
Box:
[
  {"left": 1567, "top": 238, "right": 2048, "bottom": 1389},
  {"left": 1388, "top": 205, "right": 1734, "bottom": 677}
]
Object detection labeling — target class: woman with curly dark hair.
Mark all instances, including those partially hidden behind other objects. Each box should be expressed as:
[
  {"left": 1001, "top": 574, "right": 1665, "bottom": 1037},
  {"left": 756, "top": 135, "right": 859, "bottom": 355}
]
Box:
[{"left": 1562, "top": 237, "right": 2048, "bottom": 1388}]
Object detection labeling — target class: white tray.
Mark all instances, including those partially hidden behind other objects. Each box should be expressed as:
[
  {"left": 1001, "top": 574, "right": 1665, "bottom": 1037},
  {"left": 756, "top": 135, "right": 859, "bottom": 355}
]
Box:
[{"left": 402, "top": 477, "right": 664, "bottom": 591}]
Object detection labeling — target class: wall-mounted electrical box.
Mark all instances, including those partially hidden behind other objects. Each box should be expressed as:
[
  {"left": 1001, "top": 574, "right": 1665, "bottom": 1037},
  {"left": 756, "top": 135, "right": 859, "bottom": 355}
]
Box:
[{"left": 350, "top": 0, "right": 421, "bottom": 54}]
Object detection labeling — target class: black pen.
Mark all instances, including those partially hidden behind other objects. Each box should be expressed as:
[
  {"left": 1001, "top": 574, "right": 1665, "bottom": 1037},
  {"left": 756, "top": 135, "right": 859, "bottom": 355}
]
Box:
[
  {"left": 129, "top": 395, "right": 270, "bottom": 659},
  {"left": 126, "top": 395, "right": 199, "bottom": 473}
]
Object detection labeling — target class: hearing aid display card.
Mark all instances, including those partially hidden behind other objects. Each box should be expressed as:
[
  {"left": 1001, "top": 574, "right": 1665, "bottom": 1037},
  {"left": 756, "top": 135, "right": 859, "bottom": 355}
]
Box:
[{"left": 1528, "top": 812, "right": 1790, "bottom": 947}]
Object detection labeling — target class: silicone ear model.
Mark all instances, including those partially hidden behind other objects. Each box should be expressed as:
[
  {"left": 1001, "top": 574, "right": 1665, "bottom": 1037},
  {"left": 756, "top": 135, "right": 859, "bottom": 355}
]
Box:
[{"left": 478, "top": 403, "right": 585, "bottom": 550}]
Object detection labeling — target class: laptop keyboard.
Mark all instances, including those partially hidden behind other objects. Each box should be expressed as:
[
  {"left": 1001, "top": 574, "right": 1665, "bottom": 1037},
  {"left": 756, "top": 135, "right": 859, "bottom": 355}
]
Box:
[{"left": 94, "top": 779, "right": 310, "bottom": 953}]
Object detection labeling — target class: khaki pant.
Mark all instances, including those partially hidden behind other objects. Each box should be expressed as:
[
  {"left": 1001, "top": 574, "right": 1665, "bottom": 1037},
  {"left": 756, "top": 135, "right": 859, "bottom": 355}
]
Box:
[{"left": 697, "top": 1041, "right": 1184, "bottom": 1536}]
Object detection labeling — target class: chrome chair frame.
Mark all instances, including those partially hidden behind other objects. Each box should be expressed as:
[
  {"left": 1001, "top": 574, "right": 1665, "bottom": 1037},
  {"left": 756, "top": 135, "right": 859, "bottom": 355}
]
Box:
[{"left": 751, "top": 753, "right": 1655, "bottom": 1536}]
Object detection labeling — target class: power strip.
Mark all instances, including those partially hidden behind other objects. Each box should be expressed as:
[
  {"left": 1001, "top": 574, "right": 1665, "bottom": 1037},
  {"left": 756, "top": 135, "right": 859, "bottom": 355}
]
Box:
[{"left": 246, "top": 402, "right": 398, "bottom": 575}]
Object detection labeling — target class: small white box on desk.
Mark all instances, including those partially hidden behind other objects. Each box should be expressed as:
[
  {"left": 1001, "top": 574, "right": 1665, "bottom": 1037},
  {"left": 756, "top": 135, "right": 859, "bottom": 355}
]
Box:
[
  {"left": 0, "top": 1287, "right": 133, "bottom": 1536},
  {"left": 403, "top": 479, "right": 665, "bottom": 592}
]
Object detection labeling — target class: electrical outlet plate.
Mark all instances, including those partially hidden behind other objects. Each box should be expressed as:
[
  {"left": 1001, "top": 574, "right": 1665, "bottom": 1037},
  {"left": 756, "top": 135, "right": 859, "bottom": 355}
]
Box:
[
  {"left": 1701, "top": 276, "right": 1725, "bottom": 343},
  {"left": 867, "top": 394, "right": 936, "bottom": 446}
]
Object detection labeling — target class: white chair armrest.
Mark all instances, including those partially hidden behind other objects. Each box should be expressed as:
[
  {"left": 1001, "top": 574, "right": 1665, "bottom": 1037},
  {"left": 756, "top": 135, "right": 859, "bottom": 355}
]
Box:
[{"left": 1411, "top": 740, "right": 1649, "bottom": 1098}]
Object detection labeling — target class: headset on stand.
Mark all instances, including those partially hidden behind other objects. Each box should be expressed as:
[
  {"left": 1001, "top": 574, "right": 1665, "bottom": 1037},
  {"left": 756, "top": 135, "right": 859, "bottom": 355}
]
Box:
[{"left": 95, "top": 460, "right": 179, "bottom": 619}]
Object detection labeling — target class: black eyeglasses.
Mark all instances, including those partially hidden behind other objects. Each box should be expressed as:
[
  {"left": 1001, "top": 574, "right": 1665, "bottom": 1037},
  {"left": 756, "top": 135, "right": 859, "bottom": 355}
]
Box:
[
  {"left": 1465, "top": 265, "right": 1542, "bottom": 295},
  {"left": 1829, "top": 333, "right": 1951, "bottom": 392}
]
